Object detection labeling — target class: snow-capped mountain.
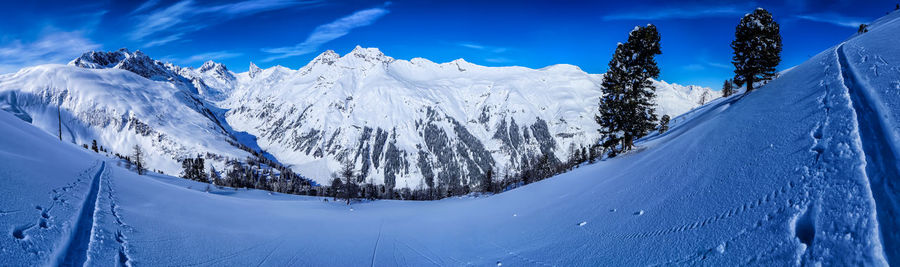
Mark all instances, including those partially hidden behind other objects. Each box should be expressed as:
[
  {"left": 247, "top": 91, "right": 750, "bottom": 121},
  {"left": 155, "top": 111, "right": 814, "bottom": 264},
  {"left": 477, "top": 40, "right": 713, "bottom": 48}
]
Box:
[
  {"left": 0, "top": 46, "right": 718, "bottom": 187},
  {"left": 223, "top": 46, "right": 719, "bottom": 187},
  {"left": 0, "top": 50, "right": 251, "bottom": 174}
]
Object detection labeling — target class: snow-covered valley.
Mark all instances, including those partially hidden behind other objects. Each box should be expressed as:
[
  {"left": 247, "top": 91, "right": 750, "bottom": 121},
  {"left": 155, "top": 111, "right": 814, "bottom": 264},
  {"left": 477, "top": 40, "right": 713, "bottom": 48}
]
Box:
[{"left": 2, "top": 7, "right": 900, "bottom": 267}]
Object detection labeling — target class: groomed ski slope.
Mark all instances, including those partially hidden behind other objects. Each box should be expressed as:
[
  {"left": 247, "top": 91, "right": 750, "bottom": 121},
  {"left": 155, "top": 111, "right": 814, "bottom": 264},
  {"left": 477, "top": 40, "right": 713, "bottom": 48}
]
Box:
[{"left": 3, "top": 11, "right": 900, "bottom": 266}]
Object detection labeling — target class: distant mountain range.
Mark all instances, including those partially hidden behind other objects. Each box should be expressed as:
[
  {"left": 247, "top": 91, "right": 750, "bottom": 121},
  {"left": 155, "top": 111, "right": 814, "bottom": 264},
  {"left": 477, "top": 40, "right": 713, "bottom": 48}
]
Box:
[{"left": 0, "top": 46, "right": 719, "bottom": 188}]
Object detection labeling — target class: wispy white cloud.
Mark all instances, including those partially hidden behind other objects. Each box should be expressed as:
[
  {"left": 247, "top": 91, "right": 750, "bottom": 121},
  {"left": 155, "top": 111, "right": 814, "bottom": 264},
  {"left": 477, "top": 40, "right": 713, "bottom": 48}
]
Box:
[
  {"left": 484, "top": 57, "right": 511, "bottom": 63},
  {"left": 262, "top": 2, "right": 391, "bottom": 61},
  {"left": 683, "top": 60, "right": 731, "bottom": 72},
  {"left": 163, "top": 51, "right": 243, "bottom": 65},
  {"left": 705, "top": 61, "right": 731, "bottom": 69},
  {"left": 458, "top": 42, "right": 508, "bottom": 53},
  {"left": 0, "top": 31, "right": 101, "bottom": 73},
  {"left": 144, "top": 33, "right": 185, "bottom": 48},
  {"left": 129, "top": 0, "right": 194, "bottom": 41},
  {"left": 456, "top": 42, "right": 512, "bottom": 64},
  {"left": 130, "top": 0, "right": 320, "bottom": 46},
  {"left": 602, "top": 4, "right": 754, "bottom": 21},
  {"left": 131, "top": 0, "right": 161, "bottom": 15},
  {"left": 796, "top": 13, "right": 868, "bottom": 28},
  {"left": 682, "top": 63, "right": 705, "bottom": 71}
]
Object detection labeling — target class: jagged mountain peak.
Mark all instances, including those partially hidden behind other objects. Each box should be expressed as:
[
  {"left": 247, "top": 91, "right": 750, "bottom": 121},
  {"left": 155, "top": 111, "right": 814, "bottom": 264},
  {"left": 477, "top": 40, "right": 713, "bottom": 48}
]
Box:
[
  {"left": 348, "top": 46, "right": 388, "bottom": 59},
  {"left": 341, "top": 46, "right": 394, "bottom": 66},
  {"left": 199, "top": 60, "right": 228, "bottom": 73},
  {"left": 309, "top": 50, "right": 340, "bottom": 66},
  {"left": 69, "top": 48, "right": 177, "bottom": 81},
  {"left": 69, "top": 48, "right": 132, "bottom": 69},
  {"left": 248, "top": 62, "right": 262, "bottom": 78}
]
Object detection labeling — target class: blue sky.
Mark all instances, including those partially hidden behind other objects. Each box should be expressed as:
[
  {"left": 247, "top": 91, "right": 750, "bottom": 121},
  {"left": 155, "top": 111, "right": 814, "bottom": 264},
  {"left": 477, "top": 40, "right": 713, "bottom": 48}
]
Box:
[{"left": 0, "top": 0, "right": 896, "bottom": 88}]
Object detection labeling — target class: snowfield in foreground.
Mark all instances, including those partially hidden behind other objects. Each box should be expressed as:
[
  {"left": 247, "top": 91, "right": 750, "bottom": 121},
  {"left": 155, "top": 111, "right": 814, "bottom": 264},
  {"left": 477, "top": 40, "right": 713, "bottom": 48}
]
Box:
[{"left": 2, "top": 10, "right": 900, "bottom": 266}]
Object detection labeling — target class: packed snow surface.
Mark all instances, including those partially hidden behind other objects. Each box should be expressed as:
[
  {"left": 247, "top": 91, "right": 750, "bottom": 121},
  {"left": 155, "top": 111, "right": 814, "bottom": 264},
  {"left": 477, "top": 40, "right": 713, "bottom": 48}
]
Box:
[{"left": 3, "top": 10, "right": 900, "bottom": 266}]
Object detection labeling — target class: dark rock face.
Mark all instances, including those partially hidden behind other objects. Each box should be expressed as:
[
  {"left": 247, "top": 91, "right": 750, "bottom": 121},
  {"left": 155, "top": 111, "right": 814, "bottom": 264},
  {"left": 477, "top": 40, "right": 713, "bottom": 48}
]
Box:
[
  {"left": 530, "top": 118, "right": 556, "bottom": 156},
  {"left": 72, "top": 49, "right": 172, "bottom": 81},
  {"left": 70, "top": 49, "right": 129, "bottom": 69},
  {"left": 198, "top": 61, "right": 235, "bottom": 81},
  {"left": 70, "top": 49, "right": 201, "bottom": 95},
  {"left": 371, "top": 128, "right": 389, "bottom": 169},
  {"left": 382, "top": 137, "right": 403, "bottom": 189}
]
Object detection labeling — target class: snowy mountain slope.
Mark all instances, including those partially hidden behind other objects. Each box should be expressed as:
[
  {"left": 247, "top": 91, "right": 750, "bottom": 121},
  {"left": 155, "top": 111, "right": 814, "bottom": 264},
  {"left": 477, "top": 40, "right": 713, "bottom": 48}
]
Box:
[
  {"left": 836, "top": 11, "right": 900, "bottom": 264},
  {"left": 0, "top": 109, "right": 110, "bottom": 265},
  {"left": 224, "top": 46, "right": 720, "bottom": 186},
  {"left": 0, "top": 63, "right": 251, "bottom": 174},
  {"left": 4, "top": 10, "right": 900, "bottom": 266}
]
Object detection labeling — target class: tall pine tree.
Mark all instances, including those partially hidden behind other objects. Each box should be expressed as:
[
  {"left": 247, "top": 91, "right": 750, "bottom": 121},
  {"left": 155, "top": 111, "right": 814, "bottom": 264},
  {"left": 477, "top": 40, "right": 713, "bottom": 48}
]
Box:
[
  {"left": 658, "top": 115, "right": 670, "bottom": 134},
  {"left": 731, "top": 8, "right": 782, "bottom": 92},
  {"left": 132, "top": 144, "right": 145, "bottom": 175},
  {"left": 597, "top": 24, "right": 662, "bottom": 154},
  {"left": 722, "top": 79, "right": 735, "bottom": 97}
]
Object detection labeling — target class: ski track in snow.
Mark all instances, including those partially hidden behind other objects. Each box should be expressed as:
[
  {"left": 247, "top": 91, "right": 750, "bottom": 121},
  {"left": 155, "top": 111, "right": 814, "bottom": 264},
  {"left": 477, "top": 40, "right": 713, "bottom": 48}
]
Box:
[
  {"left": 101, "top": 167, "right": 133, "bottom": 266},
  {"left": 58, "top": 161, "right": 104, "bottom": 266},
  {"left": 8, "top": 161, "right": 99, "bottom": 259},
  {"left": 837, "top": 43, "right": 899, "bottom": 264},
  {"left": 370, "top": 221, "right": 383, "bottom": 267}
]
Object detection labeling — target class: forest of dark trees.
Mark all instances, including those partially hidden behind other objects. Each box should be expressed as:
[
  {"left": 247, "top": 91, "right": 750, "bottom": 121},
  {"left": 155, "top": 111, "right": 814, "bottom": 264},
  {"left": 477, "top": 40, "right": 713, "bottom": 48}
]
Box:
[{"left": 92, "top": 136, "right": 603, "bottom": 202}]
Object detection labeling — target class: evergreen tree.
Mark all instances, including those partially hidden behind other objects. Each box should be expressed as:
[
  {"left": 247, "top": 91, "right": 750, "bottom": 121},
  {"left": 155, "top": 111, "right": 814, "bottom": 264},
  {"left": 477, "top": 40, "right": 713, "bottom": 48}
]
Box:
[
  {"left": 91, "top": 140, "right": 99, "bottom": 153},
  {"left": 698, "top": 90, "right": 710, "bottom": 105},
  {"left": 329, "top": 177, "right": 343, "bottom": 201},
  {"left": 597, "top": 24, "right": 662, "bottom": 154},
  {"left": 132, "top": 144, "right": 145, "bottom": 175},
  {"left": 180, "top": 155, "right": 208, "bottom": 183},
  {"left": 581, "top": 147, "right": 588, "bottom": 163},
  {"left": 57, "top": 105, "right": 62, "bottom": 141},
  {"left": 333, "top": 160, "right": 357, "bottom": 204},
  {"left": 194, "top": 156, "right": 207, "bottom": 183},
  {"left": 481, "top": 169, "right": 493, "bottom": 193},
  {"left": 731, "top": 8, "right": 782, "bottom": 92},
  {"left": 588, "top": 145, "right": 596, "bottom": 163},
  {"left": 722, "top": 79, "right": 735, "bottom": 97},
  {"left": 210, "top": 166, "right": 221, "bottom": 186},
  {"left": 658, "top": 115, "right": 670, "bottom": 134}
]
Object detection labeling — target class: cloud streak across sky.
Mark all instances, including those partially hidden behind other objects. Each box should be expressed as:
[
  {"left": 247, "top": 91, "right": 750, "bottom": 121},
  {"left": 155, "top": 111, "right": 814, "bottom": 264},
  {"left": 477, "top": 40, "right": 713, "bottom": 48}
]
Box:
[
  {"left": 602, "top": 3, "right": 755, "bottom": 21},
  {"left": 796, "top": 13, "right": 869, "bottom": 28},
  {"left": 130, "top": 0, "right": 320, "bottom": 47},
  {"left": 262, "top": 3, "right": 391, "bottom": 61},
  {"left": 0, "top": 31, "right": 101, "bottom": 73}
]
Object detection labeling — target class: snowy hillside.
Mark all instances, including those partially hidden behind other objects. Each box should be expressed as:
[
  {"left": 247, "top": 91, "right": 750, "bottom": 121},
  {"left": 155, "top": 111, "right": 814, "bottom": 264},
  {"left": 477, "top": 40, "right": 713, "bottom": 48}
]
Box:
[
  {"left": 0, "top": 62, "right": 251, "bottom": 174},
  {"left": 222, "top": 46, "right": 720, "bottom": 186},
  {"left": 3, "top": 9, "right": 900, "bottom": 265},
  {"left": 0, "top": 46, "right": 717, "bottom": 187}
]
